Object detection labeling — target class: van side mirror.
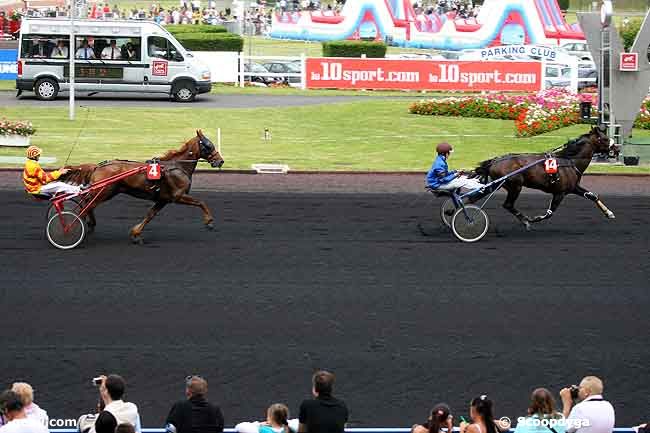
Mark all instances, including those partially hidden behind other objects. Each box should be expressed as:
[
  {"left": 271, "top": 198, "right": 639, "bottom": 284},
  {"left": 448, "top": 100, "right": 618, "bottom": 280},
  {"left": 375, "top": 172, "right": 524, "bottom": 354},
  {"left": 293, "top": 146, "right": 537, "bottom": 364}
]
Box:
[{"left": 173, "top": 53, "right": 184, "bottom": 62}]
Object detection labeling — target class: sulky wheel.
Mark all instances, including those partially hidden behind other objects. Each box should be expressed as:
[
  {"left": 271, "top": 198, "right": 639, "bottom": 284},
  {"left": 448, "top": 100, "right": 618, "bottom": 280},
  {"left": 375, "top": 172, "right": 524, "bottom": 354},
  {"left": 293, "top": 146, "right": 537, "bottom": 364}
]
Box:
[
  {"left": 451, "top": 205, "right": 489, "bottom": 243},
  {"left": 46, "top": 211, "right": 86, "bottom": 250},
  {"left": 440, "top": 197, "right": 457, "bottom": 228}
]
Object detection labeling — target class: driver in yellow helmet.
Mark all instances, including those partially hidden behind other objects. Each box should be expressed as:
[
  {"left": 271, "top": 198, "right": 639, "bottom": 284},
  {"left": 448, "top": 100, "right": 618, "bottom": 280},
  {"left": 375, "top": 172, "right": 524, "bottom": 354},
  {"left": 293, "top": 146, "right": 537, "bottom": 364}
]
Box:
[{"left": 23, "top": 146, "right": 80, "bottom": 196}]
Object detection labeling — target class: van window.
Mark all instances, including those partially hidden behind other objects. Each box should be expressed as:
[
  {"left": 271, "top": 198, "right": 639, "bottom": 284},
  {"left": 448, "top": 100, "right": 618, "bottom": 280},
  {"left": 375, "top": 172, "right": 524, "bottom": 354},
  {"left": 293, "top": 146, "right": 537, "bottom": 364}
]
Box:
[
  {"left": 73, "top": 36, "right": 141, "bottom": 61},
  {"left": 21, "top": 34, "right": 69, "bottom": 59},
  {"left": 147, "top": 36, "right": 183, "bottom": 62}
]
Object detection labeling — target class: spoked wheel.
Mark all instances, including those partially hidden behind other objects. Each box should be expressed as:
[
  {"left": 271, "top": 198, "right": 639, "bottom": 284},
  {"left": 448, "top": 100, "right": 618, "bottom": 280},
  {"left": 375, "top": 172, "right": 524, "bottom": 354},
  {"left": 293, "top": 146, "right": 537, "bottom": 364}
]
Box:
[
  {"left": 46, "top": 197, "right": 81, "bottom": 221},
  {"left": 451, "top": 205, "right": 489, "bottom": 243},
  {"left": 46, "top": 211, "right": 86, "bottom": 250},
  {"left": 440, "top": 197, "right": 457, "bottom": 228}
]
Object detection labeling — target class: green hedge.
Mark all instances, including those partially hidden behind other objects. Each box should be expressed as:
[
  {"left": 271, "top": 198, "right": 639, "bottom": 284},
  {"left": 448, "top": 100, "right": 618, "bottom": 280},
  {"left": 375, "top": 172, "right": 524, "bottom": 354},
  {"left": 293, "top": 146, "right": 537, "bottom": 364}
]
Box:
[
  {"left": 174, "top": 32, "right": 243, "bottom": 51},
  {"left": 322, "top": 40, "right": 387, "bottom": 58},
  {"left": 165, "top": 24, "right": 227, "bottom": 34},
  {"left": 619, "top": 19, "right": 643, "bottom": 51}
]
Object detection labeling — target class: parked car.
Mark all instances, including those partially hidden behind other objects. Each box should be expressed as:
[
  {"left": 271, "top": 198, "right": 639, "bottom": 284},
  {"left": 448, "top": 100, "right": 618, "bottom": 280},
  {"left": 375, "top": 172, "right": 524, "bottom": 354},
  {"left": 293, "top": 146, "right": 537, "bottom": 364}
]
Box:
[
  {"left": 244, "top": 62, "right": 277, "bottom": 86},
  {"left": 262, "top": 61, "right": 301, "bottom": 87},
  {"left": 561, "top": 41, "right": 593, "bottom": 61},
  {"left": 544, "top": 64, "right": 572, "bottom": 89},
  {"left": 578, "top": 66, "right": 597, "bottom": 90}
]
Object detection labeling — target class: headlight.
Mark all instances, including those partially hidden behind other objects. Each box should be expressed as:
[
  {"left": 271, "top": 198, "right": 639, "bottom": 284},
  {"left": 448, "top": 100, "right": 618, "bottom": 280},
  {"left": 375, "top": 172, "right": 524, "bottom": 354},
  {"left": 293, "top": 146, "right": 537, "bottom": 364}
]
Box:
[{"left": 201, "top": 70, "right": 211, "bottom": 80}]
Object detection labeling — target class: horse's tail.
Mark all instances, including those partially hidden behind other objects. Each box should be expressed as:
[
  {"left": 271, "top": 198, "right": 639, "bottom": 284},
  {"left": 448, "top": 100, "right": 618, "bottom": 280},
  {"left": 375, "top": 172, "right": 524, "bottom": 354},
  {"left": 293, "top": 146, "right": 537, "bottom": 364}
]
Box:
[
  {"left": 60, "top": 163, "right": 97, "bottom": 185},
  {"left": 474, "top": 158, "right": 496, "bottom": 184}
]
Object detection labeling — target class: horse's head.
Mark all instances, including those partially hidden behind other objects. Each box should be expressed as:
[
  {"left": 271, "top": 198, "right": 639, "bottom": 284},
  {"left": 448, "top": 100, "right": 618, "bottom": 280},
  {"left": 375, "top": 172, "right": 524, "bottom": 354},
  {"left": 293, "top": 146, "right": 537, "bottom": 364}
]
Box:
[
  {"left": 195, "top": 130, "right": 224, "bottom": 168},
  {"left": 590, "top": 125, "right": 613, "bottom": 154}
]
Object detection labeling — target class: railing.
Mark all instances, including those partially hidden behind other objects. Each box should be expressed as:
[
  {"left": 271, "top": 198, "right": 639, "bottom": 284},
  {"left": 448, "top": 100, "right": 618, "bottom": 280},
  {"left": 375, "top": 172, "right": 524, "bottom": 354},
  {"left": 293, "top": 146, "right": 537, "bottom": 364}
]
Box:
[{"left": 49, "top": 428, "right": 638, "bottom": 433}]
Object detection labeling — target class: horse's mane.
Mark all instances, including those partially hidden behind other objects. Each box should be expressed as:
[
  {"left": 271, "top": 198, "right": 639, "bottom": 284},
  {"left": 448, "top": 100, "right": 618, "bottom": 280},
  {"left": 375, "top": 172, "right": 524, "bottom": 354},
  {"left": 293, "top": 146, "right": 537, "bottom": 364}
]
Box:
[
  {"left": 60, "top": 163, "right": 97, "bottom": 185},
  {"left": 159, "top": 137, "right": 196, "bottom": 161},
  {"left": 554, "top": 132, "right": 591, "bottom": 159}
]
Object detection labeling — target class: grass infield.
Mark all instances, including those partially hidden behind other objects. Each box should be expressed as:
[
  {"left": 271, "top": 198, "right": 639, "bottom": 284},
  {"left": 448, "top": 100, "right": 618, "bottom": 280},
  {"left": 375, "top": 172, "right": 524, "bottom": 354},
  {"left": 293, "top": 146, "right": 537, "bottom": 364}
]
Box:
[{"left": 1, "top": 100, "right": 649, "bottom": 173}]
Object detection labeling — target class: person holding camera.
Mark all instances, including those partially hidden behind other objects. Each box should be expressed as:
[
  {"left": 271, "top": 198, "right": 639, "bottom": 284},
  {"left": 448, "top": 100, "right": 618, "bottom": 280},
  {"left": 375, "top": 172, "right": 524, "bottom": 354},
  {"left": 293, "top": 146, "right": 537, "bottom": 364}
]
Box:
[
  {"left": 559, "top": 376, "right": 614, "bottom": 433},
  {"left": 79, "top": 375, "right": 142, "bottom": 433}
]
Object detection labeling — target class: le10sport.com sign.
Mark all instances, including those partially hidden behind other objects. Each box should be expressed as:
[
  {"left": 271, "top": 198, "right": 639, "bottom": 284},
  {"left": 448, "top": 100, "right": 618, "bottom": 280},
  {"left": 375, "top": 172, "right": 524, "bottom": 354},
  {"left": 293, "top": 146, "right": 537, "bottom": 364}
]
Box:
[{"left": 306, "top": 58, "right": 542, "bottom": 92}]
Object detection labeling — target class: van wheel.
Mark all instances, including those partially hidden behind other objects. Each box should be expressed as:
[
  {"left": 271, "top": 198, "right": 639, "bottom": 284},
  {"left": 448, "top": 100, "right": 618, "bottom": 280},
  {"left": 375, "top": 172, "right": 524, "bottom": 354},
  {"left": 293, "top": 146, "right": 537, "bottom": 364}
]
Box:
[
  {"left": 34, "top": 78, "right": 59, "bottom": 101},
  {"left": 172, "top": 81, "right": 196, "bottom": 102}
]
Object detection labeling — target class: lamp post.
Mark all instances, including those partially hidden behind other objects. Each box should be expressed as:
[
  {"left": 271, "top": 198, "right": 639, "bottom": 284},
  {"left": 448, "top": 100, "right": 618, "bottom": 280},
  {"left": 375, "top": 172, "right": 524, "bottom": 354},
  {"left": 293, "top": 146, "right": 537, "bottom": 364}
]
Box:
[{"left": 598, "top": 0, "right": 612, "bottom": 127}]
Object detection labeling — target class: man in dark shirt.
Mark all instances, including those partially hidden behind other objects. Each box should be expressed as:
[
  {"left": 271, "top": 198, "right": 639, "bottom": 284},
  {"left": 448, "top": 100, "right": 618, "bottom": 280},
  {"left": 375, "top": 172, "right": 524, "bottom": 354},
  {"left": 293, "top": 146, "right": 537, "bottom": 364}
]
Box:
[
  {"left": 165, "top": 376, "right": 224, "bottom": 433},
  {"left": 298, "top": 371, "right": 348, "bottom": 433}
]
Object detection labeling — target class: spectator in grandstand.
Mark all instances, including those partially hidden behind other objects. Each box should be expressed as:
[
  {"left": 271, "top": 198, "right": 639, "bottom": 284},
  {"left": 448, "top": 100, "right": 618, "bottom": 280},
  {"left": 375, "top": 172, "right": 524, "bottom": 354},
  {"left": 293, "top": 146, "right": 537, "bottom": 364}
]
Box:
[
  {"left": 117, "top": 423, "right": 136, "bottom": 433},
  {"left": 0, "top": 390, "right": 48, "bottom": 433},
  {"left": 165, "top": 375, "right": 224, "bottom": 433},
  {"left": 10, "top": 383, "right": 48, "bottom": 428},
  {"left": 411, "top": 403, "right": 453, "bottom": 433},
  {"left": 298, "top": 370, "right": 348, "bottom": 433},
  {"left": 560, "top": 376, "right": 615, "bottom": 433},
  {"left": 236, "top": 403, "right": 298, "bottom": 433},
  {"left": 101, "top": 39, "right": 122, "bottom": 60},
  {"left": 76, "top": 39, "right": 96, "bottom": 59},
  {"left": 459, "top": 395, "right": 510, "bottom": 433},
  {"left": 514, "top": 388, "right": 565, "bottom": 433}
]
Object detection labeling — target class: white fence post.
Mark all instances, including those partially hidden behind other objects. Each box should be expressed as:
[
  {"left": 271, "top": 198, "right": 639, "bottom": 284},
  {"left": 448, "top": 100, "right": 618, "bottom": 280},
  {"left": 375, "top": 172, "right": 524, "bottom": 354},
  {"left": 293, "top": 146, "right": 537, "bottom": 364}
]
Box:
[
  {"left": 301, "top": 52, "right": 306, "bottom": 90},
  {"left": 239, "top": 52, "right": 245, "bottom": 88}
]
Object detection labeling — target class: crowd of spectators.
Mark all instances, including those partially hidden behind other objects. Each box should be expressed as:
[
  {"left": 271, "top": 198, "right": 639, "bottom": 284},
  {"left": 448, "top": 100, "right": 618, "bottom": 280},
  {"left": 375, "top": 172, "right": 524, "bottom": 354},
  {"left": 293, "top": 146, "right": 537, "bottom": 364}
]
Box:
[{"left": 0, "top": 373, "right": 644, "bottom": 433}]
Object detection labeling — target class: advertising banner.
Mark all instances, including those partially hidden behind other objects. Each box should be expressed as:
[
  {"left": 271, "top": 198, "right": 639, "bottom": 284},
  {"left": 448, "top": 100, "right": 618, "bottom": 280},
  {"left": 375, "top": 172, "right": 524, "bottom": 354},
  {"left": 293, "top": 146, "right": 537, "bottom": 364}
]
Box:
[
  {"left": 0, "top": 49, "right": 18, "bottom": 80},
  {"left": 306, "top": 58, "right": 542, "bottom": 92}
]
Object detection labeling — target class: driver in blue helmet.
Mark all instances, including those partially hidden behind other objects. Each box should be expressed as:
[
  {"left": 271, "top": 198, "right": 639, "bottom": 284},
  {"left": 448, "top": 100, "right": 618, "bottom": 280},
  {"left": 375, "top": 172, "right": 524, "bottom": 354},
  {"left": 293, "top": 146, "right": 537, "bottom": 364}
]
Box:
[{"left": 426, "top": 142, "right": 484, "bottom": 192}]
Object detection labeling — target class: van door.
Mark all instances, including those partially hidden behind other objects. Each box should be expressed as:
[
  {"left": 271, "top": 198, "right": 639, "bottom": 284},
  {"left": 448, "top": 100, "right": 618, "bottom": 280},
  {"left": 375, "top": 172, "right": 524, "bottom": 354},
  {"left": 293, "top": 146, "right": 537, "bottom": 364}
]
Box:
[{"left": 145, "top": 35, "right": 187, "bottom": 93}]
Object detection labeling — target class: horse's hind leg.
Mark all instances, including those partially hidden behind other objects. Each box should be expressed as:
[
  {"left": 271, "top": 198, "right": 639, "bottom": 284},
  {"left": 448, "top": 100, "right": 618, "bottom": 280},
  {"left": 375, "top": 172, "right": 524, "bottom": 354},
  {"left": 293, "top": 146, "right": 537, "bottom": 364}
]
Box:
[
  {"left": 573, "top": 185, "right": 616, "bottom": 219},
  {"left": 130, "top": 201, "right": 167, "bottom": 243},
  {"left": 530, "top": 193, "right": 565, "bottom": 223},
  {"left": 502, "top": 183, "right": 532, "bottom": 231},
  {"left": 86, "top": 209, "right": 97, "bottom": 234},
  {"left": 175, "top": 194, "right": 215, "bottom": 230}
]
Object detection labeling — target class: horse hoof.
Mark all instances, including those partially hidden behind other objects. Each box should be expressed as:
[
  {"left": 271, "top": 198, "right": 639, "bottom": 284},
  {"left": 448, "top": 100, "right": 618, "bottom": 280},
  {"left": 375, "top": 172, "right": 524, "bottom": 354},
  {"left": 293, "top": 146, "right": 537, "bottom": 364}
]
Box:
[
  {"left": 131, "top": 236, "right": 144, "bottom": 245},
  {"left": 206, "top": 222, "right": 215, "bottom": 231},
  {"left": 606, "top": 212, "right": 616, "bottom": 220},
  {"left": 523, "top": 222, "right": 532, "bottom": 232}
]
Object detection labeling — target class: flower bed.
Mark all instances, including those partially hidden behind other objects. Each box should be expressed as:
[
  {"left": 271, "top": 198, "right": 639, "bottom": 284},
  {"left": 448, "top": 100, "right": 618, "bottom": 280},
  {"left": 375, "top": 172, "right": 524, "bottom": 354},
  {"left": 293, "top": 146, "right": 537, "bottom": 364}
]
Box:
[
  {"left": 0, "top": 119, "right": 35, "bottom": 137},
  {"left": 0, "top": 119, "right": 35, "bottom": 147},
  {"left": 409, "top": 89, "right": 596, "bottom": 137},
  {"left": 634, "top": 97, "right": 650, "bottom": 130}
]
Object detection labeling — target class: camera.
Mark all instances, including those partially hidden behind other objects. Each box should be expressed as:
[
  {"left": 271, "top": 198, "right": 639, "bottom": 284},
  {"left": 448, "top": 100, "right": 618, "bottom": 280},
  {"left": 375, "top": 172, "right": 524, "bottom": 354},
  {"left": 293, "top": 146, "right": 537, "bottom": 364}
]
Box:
[
  {"left": 569, "top": 385, "right": 580, "bottom": 400},
  {"left": 92, "top": 377, "right": 103, "bottom": 386}
]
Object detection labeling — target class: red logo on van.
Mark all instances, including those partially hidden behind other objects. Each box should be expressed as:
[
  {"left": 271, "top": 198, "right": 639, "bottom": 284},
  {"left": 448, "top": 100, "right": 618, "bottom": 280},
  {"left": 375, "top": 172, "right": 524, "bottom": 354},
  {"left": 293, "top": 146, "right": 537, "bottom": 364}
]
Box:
[{"left": 152, "top": 61, "right": 168, "bottom": 76}]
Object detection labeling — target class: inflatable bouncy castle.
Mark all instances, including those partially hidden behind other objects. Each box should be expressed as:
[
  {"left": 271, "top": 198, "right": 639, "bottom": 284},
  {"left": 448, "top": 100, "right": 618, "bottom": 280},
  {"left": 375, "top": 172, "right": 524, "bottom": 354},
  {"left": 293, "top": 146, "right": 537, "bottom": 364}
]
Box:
[{"left": 271, "top": 0, "right": 584, "bottom": 50}]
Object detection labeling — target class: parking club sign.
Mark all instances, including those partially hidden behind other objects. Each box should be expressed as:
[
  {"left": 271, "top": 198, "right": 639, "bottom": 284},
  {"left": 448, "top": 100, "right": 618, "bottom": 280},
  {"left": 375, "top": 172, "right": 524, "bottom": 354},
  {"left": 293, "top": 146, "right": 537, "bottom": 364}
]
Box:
[
  {"left": 152, "top": 60, "right": 168, "bottom": 76},
  {"left": 620, "top": 53, "right": 638, "bottom": 71}
]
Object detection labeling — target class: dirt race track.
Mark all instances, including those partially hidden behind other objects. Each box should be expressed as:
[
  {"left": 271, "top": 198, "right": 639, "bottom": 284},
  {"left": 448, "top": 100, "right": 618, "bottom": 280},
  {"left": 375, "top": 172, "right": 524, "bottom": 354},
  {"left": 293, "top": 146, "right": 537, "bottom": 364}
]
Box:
[{"left": 0, "top": 173, "right": 648, "bottom": 428}]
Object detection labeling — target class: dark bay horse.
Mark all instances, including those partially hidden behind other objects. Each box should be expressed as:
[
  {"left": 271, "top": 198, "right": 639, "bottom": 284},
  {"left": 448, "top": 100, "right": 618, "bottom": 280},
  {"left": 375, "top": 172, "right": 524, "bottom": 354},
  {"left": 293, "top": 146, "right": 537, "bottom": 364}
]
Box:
[
  {"left": 62, "top": 130, "right": 224, "bottom": 243},
  {"left": 474, "top": 126, "right": 616, "bottom": 231}
]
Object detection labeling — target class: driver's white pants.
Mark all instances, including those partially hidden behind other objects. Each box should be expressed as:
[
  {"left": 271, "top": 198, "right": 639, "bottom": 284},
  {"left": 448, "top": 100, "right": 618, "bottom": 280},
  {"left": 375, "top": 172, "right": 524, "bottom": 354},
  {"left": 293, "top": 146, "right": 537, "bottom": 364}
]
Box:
[
  {"left": 39, "top": 182, "right": 81, "bottom": 195},
  {"left": 436, "top": 176, "right": 484, "bottom": 192}
]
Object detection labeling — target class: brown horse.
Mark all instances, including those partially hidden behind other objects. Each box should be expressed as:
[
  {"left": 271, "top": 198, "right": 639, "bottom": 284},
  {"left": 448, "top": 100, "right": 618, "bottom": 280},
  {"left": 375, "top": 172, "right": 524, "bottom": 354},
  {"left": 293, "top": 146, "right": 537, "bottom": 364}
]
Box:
[
  {"left": 62, "top": 130, "right": 224, "bottom": 243},
  {"left": 474, "top": 126, "right": 616, "bottom": 231}
]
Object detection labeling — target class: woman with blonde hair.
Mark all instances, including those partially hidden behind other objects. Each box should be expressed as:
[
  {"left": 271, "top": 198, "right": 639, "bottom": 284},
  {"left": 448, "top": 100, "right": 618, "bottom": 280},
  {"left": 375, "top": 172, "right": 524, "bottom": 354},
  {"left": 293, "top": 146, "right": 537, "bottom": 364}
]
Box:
[
  {"left": 236, "top": 403, "right": 297, "bottom": 433},
  {"left": 10, "top": 382, "right": 49, "bottom": 428}
]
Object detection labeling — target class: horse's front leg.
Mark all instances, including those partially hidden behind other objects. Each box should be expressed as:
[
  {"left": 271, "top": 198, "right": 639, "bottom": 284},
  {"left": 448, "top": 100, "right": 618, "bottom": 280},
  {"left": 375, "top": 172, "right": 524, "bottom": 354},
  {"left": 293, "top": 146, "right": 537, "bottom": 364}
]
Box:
[
  {"left": 502, "top": 183, "right": 532, "bottom": 231},
  {"left": 130, "top": 201, "right": 167, "bottom": 243},
  {"left": 86, "top": 208, "right": 97, "bottom": 234},
  {"left": 530, "top": 193, "right": 565, "bottom": 223},
  {"left": 175, "top": 194, "right": 215, "bottom": 230},
  {"left": 573, "top": 185, "right": 616, "bottom": 219}
]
